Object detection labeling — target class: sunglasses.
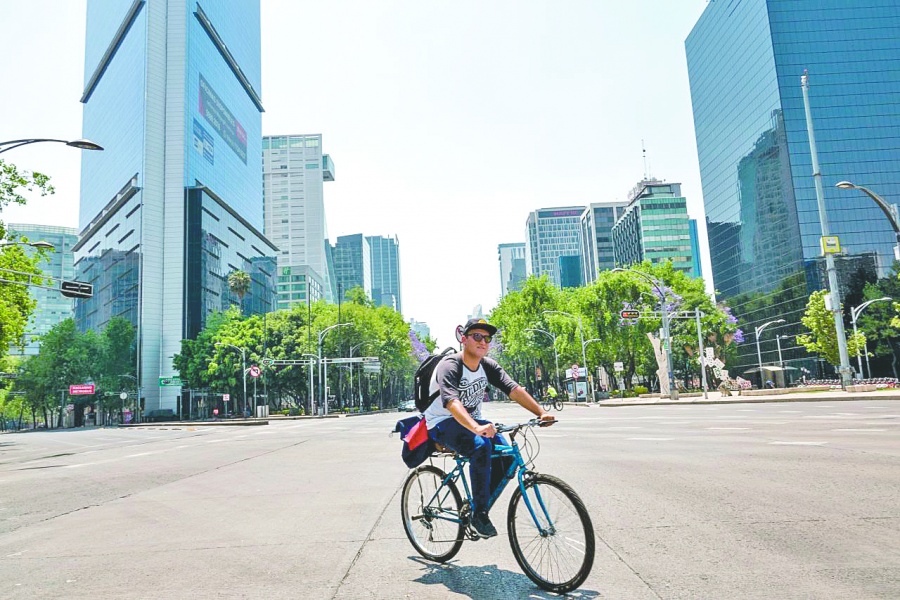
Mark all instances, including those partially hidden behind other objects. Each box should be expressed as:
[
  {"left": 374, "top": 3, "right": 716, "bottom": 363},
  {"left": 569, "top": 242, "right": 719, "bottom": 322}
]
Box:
[{"left": 467, "top": 332, "right": 493, "bottom": 343}]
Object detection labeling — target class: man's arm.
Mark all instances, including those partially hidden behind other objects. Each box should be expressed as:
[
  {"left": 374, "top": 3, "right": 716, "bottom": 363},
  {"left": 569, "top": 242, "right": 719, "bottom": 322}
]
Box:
[
  {"left": 509, "top": 387, "right": 555, "bottom": 423},
  {"left": 446, "top": 399, "right": 496, "bottom": 437}
]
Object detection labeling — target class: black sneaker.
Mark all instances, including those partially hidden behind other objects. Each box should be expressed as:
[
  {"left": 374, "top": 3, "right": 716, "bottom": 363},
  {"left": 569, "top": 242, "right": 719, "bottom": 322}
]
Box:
[{"left": 471, "top": 511, "right": 498, "bottom": 538}]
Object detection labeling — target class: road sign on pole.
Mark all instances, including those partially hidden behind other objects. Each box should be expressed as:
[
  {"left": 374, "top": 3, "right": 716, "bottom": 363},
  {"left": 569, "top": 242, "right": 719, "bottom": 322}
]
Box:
[
  {"left": 60, "top": 280, "right": 94, "bottom": 299},
  {"left": 158, "top": 377, "right": 183, "bottom": 387},
  {"left": 248, "top": 365, "right": 261, "bottom": 378},
  {"left": 620, "top": 309, "right": 640, "bottom": 319},
  {"left": 614, "top": 362, "right": 624, "bottom": 372},
  {"left": 69, "top": 384, "right": 95, "bottom": 395}
]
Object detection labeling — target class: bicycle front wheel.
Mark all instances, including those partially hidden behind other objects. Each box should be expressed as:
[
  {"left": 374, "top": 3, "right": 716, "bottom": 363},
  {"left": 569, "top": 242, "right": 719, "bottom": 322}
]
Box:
[
  {"left": 401, "top": 465, "right": 465, "bottom": 562},
  {"left": 507, "top": 473, "right": 595, "bottom": 593},
  {"left": 554, "top": 399, "right": 564, "bottom": 411}
]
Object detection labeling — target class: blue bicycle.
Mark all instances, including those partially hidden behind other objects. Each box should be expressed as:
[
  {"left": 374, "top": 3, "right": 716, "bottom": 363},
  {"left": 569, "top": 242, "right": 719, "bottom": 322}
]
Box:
[{"left": 400, "top": 419, "right": 595, "bottom": 594}]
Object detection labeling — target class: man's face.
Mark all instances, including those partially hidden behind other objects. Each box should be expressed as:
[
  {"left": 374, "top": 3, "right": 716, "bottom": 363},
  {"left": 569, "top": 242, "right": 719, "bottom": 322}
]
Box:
[{"left": 462, "top": 328, "right": 492, "bottom": 359}]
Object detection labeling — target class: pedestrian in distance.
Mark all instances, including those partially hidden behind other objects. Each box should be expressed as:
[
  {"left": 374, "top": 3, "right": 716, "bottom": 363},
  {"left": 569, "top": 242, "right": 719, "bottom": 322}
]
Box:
[{"left": 423, "top": 318, "right": 555, "bottom": 539}]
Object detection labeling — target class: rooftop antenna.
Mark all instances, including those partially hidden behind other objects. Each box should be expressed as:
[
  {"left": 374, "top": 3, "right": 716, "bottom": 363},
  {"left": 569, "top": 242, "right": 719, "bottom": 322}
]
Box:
[{"left": 642, "top": 140, "right": 650, "bottom": 181}]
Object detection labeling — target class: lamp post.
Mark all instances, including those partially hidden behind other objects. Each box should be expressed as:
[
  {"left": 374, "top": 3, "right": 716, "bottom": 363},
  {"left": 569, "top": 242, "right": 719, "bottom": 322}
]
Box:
[
  {"left": 525, "top": 328, "right": 559, "bottom": 392},
  {"left": 754, "top": 319, "right": 784, "bottom": 387},
  {"left": 850, "top": 297, "right": 891, "bottom": 379},
  {"left": 776, "top": 335, "right": 786, "bottom": 367},
  {"left": 298, "top": 353, "right": 318, "bottom": 415},
  {"left": 348, "top": 342, "right": 373, "bottom": 410},
  {"left": 835, "top": 181, "right": 900, "bottom": 261},
  {"left": 801, "top": 72, "right": 853, "bottom": 388},
  {"left": 543, "top": 310, "right": 592, "bottom": 402},
  {"left": 0, "top": 240, "right": 55, "bottom": 250},
  {"left": 216, "top": 342, "right": 246, "bottom": 417},
  {"left": 612, "top": 267, "right": 677, "bottom": 400},
  {"left": 119, "top": 374, "right": 138, "bottom": 423},
  {"left": 0, "top": 138, "right": 104, "bottom": 154},
  {"left": 318, "top": 323, "right": 351, "bottom": 415},
  {"left": 583, "top": 338, "right": 602, "bottom": 399}
]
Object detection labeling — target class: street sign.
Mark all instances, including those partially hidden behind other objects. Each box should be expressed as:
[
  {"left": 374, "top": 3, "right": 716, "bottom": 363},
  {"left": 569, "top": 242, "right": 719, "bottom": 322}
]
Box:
[
  {"left": 119, "top": 392, "right": 128, "bottom": 400},
  {"left": 158, "top": 377, "right": 183, "bottom": 387},
  {"left": 261, "top": 357, "right": 274, "bottom": 367},
  {"left": 705, "top": 347, "right": 715, "bottom": 360},
  {"left": 60, "top": 280, "right": 93, "bottom": 299},
  {"left": 223, "top": 393, "right": 230, "bottom": 403},
  {"left": 69, "top": 384, "right": 95, "bottom": 395},
  {"left": 620, "top": 309, "right": 640, "bottom": 319},
  {"left": 362, "top": 362, "right": 381, "bottom": 373},
  {"left": 0, "top": 372, "right": 18, "bottom": 379},
  {"left": 821, "top": 235, "right": 841, "bottom": 255},
  {"left": 614, "top": 361, "right": 624, "bottom": 372},
  {"left": 248, "top": 365, "right": 261, "bottom": 378}
]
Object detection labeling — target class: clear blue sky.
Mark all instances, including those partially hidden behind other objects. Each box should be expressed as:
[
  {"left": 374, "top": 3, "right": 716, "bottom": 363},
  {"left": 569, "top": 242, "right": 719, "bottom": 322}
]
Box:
[{"left": 0, "top": 0, "right": 712, "bottom": 347}]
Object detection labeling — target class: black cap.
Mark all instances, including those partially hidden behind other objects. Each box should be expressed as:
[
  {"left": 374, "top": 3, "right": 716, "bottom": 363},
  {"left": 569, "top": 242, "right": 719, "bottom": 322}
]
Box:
[{"left": 462, "top": 318, "right": 497, "bottom": 336}]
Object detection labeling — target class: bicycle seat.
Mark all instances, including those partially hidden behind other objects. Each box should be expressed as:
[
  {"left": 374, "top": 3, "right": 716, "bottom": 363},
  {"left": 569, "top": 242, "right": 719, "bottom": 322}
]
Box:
[{"left": 432, "top": 442, "right": 457, "bottom": 457}]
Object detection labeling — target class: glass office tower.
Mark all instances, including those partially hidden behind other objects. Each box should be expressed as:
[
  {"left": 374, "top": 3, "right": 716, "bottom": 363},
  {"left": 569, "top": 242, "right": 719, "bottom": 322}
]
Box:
[
  {"left": 525, "top": 207, "right": 586, "bottom": 287},
  {"left": 367, "top": 235, "right": 402, "bottom": 313},
  {"left": 332, "top": 234, "right": 372, "bottom": 301},
  {"left": 686, "top": 0, "right": 900, "bottom": 375},
  {"left": 76, "top": 0, "right": 276, "bottom": 413}
]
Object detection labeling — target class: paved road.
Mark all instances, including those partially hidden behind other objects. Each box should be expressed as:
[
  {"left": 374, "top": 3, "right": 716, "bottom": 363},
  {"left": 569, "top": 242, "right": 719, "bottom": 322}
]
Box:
[{"left": 1, "top": 400, "right": 898, "bottom": 599}]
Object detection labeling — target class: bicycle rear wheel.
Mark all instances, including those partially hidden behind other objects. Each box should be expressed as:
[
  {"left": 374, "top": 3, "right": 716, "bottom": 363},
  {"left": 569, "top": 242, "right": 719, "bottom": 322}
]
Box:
[
  {"left": 507, "top": 473, "right": 595, "bottom": 593},
  {"left": 401, "top": 465, "right": 465, "bottom": 562},
  {"left": 554, "top": 399, "right": 564, "bottom": 411}
]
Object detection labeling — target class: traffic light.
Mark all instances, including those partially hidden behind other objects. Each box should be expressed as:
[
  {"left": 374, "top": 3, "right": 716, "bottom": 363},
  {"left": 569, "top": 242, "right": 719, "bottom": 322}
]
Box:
[
  {"left": 620, "top": 309, "right": 640, "bottom": 319},
  {"left": 60, "top": 280, "right": 93, "bottom": 299}
]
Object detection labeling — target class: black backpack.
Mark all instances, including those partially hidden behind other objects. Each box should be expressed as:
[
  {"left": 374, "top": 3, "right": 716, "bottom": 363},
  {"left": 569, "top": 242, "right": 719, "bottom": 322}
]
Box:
[{"left": 413, "top": 347, "right": 456, "bottom": 412}]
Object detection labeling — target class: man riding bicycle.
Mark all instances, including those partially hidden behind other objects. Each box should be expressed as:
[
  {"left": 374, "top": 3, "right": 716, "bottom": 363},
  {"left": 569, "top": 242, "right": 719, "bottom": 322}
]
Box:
[{"left": 423, "top": 317, "right": 555, "bottom": 538}]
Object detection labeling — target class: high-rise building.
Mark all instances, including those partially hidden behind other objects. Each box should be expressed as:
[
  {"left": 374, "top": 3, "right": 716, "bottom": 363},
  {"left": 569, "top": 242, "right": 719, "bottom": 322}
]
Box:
[
  {"left": 497, "top": 243, "right": 526, "bottom": 297},
  {"left": 558, "top": 255, "right": 583, "bottom": 288},
  {"left": 611, "top": 179, "right": 695, "bottom": 275},
  {"left": 689, "top": 219, "right": 702, "bottom": 280},
  {"left": 686, "top": 0, "right": 900, "bottom": 373},
  {"left": 580, "top": 201, "right": 630, "bottom": 284},
  {"left": 76, "top": 0, "right": 276, "bottom": 413},
  {"left": 525, "top": 207, "right": 586, "bottom": 287},
  {"left": 367, "top": 235, "right": 402, "bottom": 313},
  {"left": 332, "top": 234, "right": 371, "bottom": 301},
  {"left": 263, "top": 134, "right": 335, "bottom": 308},
  {"left": 6, "top": 224, "right": 79, "bottom": 356}
]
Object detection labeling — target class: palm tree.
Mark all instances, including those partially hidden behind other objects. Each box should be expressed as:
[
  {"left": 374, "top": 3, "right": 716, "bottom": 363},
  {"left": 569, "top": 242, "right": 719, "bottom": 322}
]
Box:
[{"left": 227, "top": 270, "right": 251, "bottom": 313}]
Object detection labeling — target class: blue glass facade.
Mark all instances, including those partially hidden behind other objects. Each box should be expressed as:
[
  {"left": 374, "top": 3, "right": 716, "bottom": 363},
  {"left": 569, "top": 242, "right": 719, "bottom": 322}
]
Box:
[
  {"left": 77, "top": 0, "right": 273, "bottom": 413},
  {"left": 687, "top": 0, "right": 900, "bottom": 374}
]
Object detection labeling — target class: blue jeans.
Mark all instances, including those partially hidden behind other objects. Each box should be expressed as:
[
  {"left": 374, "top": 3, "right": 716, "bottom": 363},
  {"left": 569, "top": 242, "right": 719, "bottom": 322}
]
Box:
[{"left": 430, "top": 418, "right": 508, "bottom": 515}]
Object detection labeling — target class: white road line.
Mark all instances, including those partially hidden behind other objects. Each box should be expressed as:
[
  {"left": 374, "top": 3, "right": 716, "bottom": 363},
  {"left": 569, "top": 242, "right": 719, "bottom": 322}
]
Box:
[
  {"left": 863, "top": 406, "right": 888, "bottom": 409},
  {"left": 779, "top": 410, "right": 802, "bottom": 413},
  {"left": 206, "top": 439, "right": 227, "bottom": 444},
  {"left": 736, "top": 409, "right": 757, "bottom": 412},
  {"left": 832, "top": 428, "right": 886, "bottom": 432},
  {"left": 770, "top": 441, "right": 828, "bottom": 446},
  {"left": 865, "top": 422, "right": 900, "bottom": 425},
  {"left": 626, "top": 437, "right": 673, "bottom": 441},
  {"left": 869, "top": 415, "right": 900, "bottom": 419},
  {"left": 707, "top": 427, "right": 751, "bottom": 430},
  {"left": 606, "top": 426, "right": 642, "bottom": 430}
]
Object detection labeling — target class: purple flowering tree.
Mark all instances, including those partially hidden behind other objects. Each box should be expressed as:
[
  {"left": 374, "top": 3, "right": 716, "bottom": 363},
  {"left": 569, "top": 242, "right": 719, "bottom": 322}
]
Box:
[{"left": 408, "top": 329, "right": 430, "bottom": 363}]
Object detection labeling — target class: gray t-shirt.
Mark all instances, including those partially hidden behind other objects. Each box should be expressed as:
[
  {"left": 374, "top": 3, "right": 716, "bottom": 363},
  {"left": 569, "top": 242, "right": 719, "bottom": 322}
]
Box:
[{"left": 423, "top": 353, "right": 519, "bottom": 429}]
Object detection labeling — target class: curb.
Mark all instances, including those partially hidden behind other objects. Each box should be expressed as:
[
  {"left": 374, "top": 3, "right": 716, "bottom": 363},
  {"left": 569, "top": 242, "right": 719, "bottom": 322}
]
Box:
[
  {"left": 120, "top": 419, "right": 269, "bottom": 428},
  {"left": 562, "top": 393, "right": 900, "bottom": 408}
]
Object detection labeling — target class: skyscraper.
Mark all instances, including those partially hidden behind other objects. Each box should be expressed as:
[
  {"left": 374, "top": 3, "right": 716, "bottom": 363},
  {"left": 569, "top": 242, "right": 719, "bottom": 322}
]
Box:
[
  {"left": 263, "top": 134, "right": 335, "bottom": 308},
  {"left": 6, "top": 224, "right": 79, "bottom": 356},
  {"left": 332, "top": 234, "right": 371, "bottom": 301},
  {"left": 611, "top": 179, "right": 695, "bottom": 275},
  {"left": 367, "top": 235, "right": 402, "bottom": 313},
  {"left": 525, "top": 207, "right": 586, "bottom": 287},
  {"left": 498, "top": 242, "right": 526, "bottom": 297},
  {"left": 580, "top": 201, "right": 629, "bottom": 284},
  {"left": 686, "top": 0, "right": 900, "bottom": 373},
  {"left": 76, "top": 0, "right": 276, "bottom": 413}
]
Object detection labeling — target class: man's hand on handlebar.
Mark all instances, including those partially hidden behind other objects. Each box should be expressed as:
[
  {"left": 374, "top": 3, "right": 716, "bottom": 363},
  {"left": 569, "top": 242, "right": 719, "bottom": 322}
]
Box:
[
  {"left": 474, "top": 422, "right": 497, "bottom": 438},
  {"left": 538, "top": 412, "right": 557, "bottom": 426}
]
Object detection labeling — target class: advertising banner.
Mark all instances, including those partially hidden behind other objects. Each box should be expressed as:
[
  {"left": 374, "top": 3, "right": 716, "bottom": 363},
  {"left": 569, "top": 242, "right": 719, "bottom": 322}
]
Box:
[{"left": 198, "top": 74, "right": 247, "bottom": 163}]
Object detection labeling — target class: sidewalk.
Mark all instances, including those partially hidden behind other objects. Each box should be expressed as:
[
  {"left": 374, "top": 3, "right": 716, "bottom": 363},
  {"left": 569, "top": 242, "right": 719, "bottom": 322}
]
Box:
[{"left": 570, "top": 388, "right": 900, "bottom": 408}]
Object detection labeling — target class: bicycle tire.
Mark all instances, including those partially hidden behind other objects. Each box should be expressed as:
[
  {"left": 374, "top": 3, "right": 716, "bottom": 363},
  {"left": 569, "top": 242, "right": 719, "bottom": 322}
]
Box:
[
  {"left": 554, "top": 399, "right": 564, "bottom": 411},
  {"left": 507, "top": 473, "right": 595, "bottom": 593},
  {"left": 401, "top": 465, "right": 465, "bottom": 562}
]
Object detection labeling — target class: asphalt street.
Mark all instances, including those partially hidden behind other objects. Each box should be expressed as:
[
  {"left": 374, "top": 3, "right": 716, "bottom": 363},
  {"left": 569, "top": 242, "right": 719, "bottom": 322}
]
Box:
[{"left": 0, "top": 400, "right": 898, "bottom": 599}]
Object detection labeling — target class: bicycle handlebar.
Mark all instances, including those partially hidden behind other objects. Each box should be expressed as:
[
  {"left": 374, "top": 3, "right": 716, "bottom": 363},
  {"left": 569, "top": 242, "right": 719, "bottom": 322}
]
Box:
[{"left": 494, "top": 418, "right": 555, "bottom": 434}]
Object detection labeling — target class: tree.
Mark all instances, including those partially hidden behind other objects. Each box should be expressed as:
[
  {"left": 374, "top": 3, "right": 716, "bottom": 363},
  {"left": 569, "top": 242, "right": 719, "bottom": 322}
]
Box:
[
  {"left": 0, "top": 159, "right": 54, "bottom": 361},
  {"left": 227, "top": 269, "right": 251, "bottom": 312},
  {"left": 797, "top": 290, "right": 865, "bottom": 367}
]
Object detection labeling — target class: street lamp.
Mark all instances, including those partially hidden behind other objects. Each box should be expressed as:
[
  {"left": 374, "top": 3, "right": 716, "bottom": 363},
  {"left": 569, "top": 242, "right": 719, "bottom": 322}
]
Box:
[
  {"left": 299, "top": 353, "right": 318, "bottom": 415},
  {"left": 850, "top": 297, "right": 891, "bottom": 379},
  {"left": 525, "top": 327, "right": 559, "bottom": 393},
  {"left": 0, "top": 138, "right": 104, "bottom": 154},
  {"left": 543, "top": 310, "right": 592, "bottom": 402},
  {"left": 835, "top": 181, "right": 900, "bottom": 261},
  {"left": 215, "top": 342, "right": 246, "bottom": 417},
  {"left": 801, "top": 72, "right": 852, "bottom": 387},
  {"left": 349, "top": 342, "right": 374, "bottom": 410},
  {"left": 0, "top": 240, "right": 55, "bottom": 250},
  {"left": 754, "top": 319, "right": 784, "bottom": 387},
  {"left": 583, "top": 338, "right": 603, "bottom": 399},
  {"left": 612, "top": 267, "right": 677, "bottom": 400},
  {"left": 318, "top": 323, "right": 351, "bottom": 415}
]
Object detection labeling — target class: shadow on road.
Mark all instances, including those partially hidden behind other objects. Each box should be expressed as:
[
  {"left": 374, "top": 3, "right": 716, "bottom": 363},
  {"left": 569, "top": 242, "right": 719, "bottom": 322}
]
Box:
[{"left": 409, "top": 556, "right": 601, "bottom": 598}]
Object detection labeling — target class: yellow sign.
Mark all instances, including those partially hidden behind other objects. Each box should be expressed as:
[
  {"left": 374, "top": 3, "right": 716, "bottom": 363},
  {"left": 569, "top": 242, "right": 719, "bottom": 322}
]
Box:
[{"left": 821, "top": 236, "right": 841, "bottom": 255}]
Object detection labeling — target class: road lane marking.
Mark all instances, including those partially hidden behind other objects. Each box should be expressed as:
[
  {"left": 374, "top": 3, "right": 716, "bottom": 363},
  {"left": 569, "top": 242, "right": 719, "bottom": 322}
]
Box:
[
  {"left": 608, "top": 426, "right": 642, "bottom": 430},
  {"left": 779, "top": 410, "right": 802, "bottom": 413},
  {"left": 627, "top": 437, "right": 673, "bottom": 441},
  {"left": 707, "top": 427, "right": 751, "bottom": 430},
  {"left": 770, "top": 441, "right": 827, "bottom": 446},
  {"left": 832, "top": 428, "right": 886, "bottom": 432}
]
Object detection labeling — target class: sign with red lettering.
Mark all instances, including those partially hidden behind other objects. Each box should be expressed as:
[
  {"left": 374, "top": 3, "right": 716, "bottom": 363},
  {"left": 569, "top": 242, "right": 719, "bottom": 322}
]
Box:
[{"left": 69, "top": 384, "right": 95, "bottom": 395}]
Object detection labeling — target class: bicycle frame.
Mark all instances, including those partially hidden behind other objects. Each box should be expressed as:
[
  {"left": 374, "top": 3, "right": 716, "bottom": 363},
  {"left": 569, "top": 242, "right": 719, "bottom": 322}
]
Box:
[{"left": 423, "top": 435, "right": 555, "bottom": 536}]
